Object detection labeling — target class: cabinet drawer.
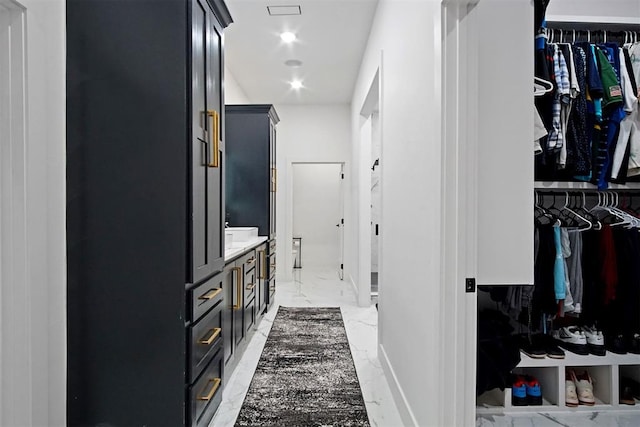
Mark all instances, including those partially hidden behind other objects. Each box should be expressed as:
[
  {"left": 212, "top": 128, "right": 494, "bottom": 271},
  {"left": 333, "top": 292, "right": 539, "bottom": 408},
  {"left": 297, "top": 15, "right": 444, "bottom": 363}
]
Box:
[
  {"left": 189, "top": 348, "right": 224, "bottom": 427},
  {"left": 244, "top": 298, "right": 256, "bottom": 334},
  {"left": 188, "top": 303, "right": 223, "bottom": 384},
  {"left": 244, "top": 252, "right": 257, "bottom": 270},
  {"left": 244, "top": 266, "right": 256, "bottom": 304},
  {"left": 189, "top": 271, "right": 224, "bottom": 322},
  {"left": 268, "top": 253, "right": 276, "bottom": 279}
]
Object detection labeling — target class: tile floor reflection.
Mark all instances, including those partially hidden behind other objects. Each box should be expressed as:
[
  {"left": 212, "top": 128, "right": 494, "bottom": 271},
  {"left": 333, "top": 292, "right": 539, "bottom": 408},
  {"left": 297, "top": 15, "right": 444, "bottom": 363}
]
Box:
[{"left": 209, "top": 268, "right": 404, "bottom": 427}]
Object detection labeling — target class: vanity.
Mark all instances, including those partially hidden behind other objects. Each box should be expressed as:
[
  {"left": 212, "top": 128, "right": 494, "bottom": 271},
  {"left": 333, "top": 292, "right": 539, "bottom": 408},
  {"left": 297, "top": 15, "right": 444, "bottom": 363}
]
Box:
[{"left": 222, "top": 227, "right": 273, "bottom": 377}]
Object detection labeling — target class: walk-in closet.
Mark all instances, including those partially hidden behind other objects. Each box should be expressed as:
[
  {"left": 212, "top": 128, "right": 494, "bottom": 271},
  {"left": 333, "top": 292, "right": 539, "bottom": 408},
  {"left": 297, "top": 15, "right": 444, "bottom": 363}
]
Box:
[{"left": 474, "top": 0, "right": 640, "bottom": 421}]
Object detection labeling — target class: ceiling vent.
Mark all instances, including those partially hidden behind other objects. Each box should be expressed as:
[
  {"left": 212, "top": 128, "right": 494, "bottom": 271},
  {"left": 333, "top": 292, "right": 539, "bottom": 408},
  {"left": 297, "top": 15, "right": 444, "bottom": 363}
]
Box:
[{"left": 267, "top": 5, "right": 302, "bottom": 16}]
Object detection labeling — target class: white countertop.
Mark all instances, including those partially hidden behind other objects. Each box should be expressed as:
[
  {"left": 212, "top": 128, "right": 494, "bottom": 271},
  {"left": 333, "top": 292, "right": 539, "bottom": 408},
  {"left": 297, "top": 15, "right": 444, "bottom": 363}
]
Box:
[{"left": 224, "top": 236, "right": 268, "bottom": 262}]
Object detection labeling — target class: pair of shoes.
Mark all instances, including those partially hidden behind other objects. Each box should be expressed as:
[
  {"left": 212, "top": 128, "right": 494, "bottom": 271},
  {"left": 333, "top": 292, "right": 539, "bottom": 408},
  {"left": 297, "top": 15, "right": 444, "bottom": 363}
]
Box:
[
  {"left": 620, "top": 376, "right": 640, "bottom": 405},
  {"left": 582, "top": 326, "right": 606, "bottom": 356},
  {"left": 566, "top": 370, "right": 595, "bottom": 407},
  {"left": 628, "top": 333, "right": 640, "bottom": 354},
  {"left": 605, "top": 332, "right": 640, "bottom": 354},
  {"left": 553, "top": 326, "right": 604, "bottom": 356},
  {"left": 512, "top": 375, "right": 542, "bottom": 406},
  {"left": 520, "top": 334, "right": 565, "bottom": 359}
]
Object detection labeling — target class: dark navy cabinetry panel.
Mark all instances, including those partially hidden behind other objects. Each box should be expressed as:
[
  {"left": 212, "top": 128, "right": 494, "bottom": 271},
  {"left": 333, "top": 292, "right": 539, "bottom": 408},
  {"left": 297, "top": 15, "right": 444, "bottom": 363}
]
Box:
[
  {"left": 225, "top": 105, "right": 280, "bottom": 239},
  {"left": 66, "top": 0, "right": 231, "bottom": 426}
]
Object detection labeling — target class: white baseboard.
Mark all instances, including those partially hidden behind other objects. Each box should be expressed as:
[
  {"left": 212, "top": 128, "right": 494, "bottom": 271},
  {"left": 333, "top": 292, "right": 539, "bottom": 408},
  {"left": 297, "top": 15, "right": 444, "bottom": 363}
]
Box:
[{"left": 379, "top": 343, "right": 419, "bottom": 427}]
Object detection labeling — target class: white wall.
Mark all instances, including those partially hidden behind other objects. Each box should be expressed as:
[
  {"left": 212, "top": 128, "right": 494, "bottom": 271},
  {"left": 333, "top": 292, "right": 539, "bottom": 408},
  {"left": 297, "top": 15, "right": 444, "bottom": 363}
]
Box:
[
  {"left": 224, "top": 65, "right": 251, "bottom": 104},
  {"left": 274, "top": 104, "right": 351, "bottom": 282},
  {"left": 0, "top": 0, "right": 66, "bottom": 425},
  {"left": 350, "top": 0, "right": 442, "bottom": 424},
  {"left": 292, "top": 163, "right": 342, "bottom": 269}
]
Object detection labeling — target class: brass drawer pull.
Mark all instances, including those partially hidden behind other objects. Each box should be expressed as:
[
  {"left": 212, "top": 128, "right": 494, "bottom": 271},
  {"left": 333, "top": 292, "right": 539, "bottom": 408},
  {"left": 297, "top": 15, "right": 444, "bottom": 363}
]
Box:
[
  {"left": 247, "top": 257, "right": 256, "bottom": 264},
  {"left": 246, "top": 283, "right": 255, "bottom": 291},
  {"left": 271, "top": 168, "right": 277, "bottom": 192},
  {"left": 197, "top": 378, "right": 221, "bottom": 401},
  {"left": 198, "top": 288, "right": 222, "bottom": 301},
  {"left": 198, "top": 327, "right": 221, "bottom": 345},
  {"left": 258, "top": 250, "right": 267, "bottom": 279},
  {"left": 232, "top": 267, "right": 242, "bottom": 310},
  {"left": 270, "top": 263, "right": 276, "bottom": 268}
]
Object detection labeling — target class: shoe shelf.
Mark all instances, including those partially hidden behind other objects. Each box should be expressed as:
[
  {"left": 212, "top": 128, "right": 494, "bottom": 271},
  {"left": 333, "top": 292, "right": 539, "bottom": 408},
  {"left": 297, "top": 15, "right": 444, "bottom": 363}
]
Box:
[
  {"left": 518, "top": 351, "right": 640, "bottom": 368},
  {"left": 476, "top": 356, "right": 640, "bottom": 414}
]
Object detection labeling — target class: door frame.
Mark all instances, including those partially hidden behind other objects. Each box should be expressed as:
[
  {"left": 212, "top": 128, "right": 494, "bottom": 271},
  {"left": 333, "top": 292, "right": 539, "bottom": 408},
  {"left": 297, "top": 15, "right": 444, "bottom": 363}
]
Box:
[
  {"left": 1, "top": 0, "right": 66, "bottom": 424},
  {"left": 1, "top": 2, "right": 30, "bottom": 422},
  {"left": 357, "top": 67, "right": 381, "bottom": 308},
  {"left": 284, "top": 160, "right": 346, "bottom": 281},
  {"left": 440, "top": 1, "right": 480, "bottom": 425}
]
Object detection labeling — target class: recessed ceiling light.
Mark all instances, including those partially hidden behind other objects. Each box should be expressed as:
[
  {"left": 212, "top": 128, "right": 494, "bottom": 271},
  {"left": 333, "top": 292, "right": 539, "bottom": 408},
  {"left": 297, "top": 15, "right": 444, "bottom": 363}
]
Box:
[
  {"left": 267, "top": 5, "right": 302, "bottom": 16},
  {"left": 290, "top": 80, "right": 303, "bottom": 90},
  {"left": 284, "top": 59, "right": 303, "bottom": 67},
  {"left": 280, "top": 32, "right": 296, "bottom": 43}
]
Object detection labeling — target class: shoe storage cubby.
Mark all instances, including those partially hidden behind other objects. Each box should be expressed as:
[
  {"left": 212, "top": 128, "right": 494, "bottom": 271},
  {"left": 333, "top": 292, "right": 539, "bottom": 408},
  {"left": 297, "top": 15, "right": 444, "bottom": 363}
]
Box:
[
  {"left": 619, "top": 365, "right": 640, "bottom": 407},
  {"left": 477, "top": 353, "right": 640, "bottom": 414}
]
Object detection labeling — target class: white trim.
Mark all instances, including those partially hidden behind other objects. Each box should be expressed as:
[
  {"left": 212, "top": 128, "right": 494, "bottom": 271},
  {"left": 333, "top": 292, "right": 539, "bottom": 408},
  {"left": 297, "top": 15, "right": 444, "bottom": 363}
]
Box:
[
  {"left": 379, "top": 343, "right": 419, "bottom": 426},
  {"left": 0, "top": 1, "right": 31, "bottom": 424},
  {"left": 357, "top": 63, "right": 381, "bottom": 309},
  {"left": 440, "top": 2, "right": 479, "bottom": 426}
]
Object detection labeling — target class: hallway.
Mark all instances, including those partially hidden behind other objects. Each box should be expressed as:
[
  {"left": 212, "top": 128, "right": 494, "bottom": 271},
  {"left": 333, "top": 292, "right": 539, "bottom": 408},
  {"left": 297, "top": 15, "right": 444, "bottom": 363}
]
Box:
[{"left": 210, "top": 269, "right": 403, "bottom": 426}]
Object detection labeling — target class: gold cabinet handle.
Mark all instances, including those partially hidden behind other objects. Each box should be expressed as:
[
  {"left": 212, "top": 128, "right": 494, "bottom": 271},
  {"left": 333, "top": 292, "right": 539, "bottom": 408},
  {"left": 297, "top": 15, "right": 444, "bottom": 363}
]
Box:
[
  {"left": 258, "top": 250, "right": 266, "bottom": 279},
  {"left": 197, "top": 378, "right": 221, "bottom": 401},
  {"left": 270, "top": 168, "right": 277, "bottom": 192},
  {"left": 207, "top": 110, "right": 219, "bottom": 168},
  {"left": 271, "top": 263, "right": 276, "bottom": 269},
  {"left": 247, "top": 257, "right": 256, "bottom": 264},
  {"left": 232, "top": 267, "right": 242, "bottom": 310},
  {"left": 198, "top": 327, "right": 221, "bottom": 345},
  {"left": 198, "top": 288, "right": 222, "bottom": 301},
  {"left": 246, "top": 283, "right": 255, "bottom": 291}
]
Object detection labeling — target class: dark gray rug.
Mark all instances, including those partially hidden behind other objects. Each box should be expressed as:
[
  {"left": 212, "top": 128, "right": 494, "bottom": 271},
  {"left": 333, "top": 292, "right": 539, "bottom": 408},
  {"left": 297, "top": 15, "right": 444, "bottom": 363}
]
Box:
[{"left": 235, "top": 307, "right": 370, "bottom": 426}]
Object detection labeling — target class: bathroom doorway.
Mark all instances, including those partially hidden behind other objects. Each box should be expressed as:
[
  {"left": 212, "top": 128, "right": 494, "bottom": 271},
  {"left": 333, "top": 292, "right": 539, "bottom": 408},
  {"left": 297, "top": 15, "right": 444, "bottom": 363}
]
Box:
[{"left": 292, "top": 162, "right": 344, "bottom": 277}]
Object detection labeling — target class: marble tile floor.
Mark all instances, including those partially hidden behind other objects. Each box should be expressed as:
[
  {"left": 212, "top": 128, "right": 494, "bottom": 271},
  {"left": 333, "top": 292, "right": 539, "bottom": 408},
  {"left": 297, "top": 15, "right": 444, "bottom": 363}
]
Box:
[
  {"left": 477, "top": 411, "right": 640, "bottom": 427},
  {"left": 209, "top": 268, "right": 404, "bottom": 427}
]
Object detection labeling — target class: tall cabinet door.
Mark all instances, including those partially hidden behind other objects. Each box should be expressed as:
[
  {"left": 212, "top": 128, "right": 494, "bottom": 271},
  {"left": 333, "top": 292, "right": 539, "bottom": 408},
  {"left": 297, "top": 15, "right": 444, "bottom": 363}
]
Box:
[
  {"left": 269, "top": 123, "right": 276, "bottom": 238},
  {"left": 191, "top": 0, "right": 225, "bottom": 284}
]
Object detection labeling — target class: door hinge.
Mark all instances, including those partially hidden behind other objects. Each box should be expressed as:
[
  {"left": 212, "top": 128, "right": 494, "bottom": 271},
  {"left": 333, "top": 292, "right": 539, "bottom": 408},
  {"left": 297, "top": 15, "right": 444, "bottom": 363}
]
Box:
[
  {"left": 465, "top": 278, "right": 476, "bottom": 293},
  {"left": 341, "top": 173, "right": 344, "bottom": 179},
  {"left": 341, "top": 218, "right": 344, "bottom": 225},
  {"left": 340, "top": 264, "right": 343, "bottom": 269}
]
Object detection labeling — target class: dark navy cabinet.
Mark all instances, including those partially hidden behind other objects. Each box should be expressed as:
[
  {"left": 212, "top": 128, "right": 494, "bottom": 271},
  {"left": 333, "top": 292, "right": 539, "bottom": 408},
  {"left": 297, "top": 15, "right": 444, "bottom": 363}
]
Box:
[
  {"left": 225, "top": 105, "right": 279, "bottom": 310},
  {"left": 225, "top": 105, "right": 279, "bottom": 239},
  {"left": 66, "top": 1, "right": 232, "bottom": 426}
]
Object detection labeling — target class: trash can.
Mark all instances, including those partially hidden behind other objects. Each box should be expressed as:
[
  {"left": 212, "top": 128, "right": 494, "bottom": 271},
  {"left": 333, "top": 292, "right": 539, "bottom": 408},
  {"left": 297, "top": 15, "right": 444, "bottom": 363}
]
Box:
[{"left": 293, "top": 237, "right": 302, "bottom": 268}]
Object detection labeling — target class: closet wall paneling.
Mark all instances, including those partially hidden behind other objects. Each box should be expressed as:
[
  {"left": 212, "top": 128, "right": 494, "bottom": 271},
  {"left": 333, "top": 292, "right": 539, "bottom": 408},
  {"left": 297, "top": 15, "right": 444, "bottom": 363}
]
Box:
[
  {"left": 475, "top": 0, "right": 535, "bottom": 286},
  {"left": 66, "top": 1, "right": 232, "bottom": 426}
]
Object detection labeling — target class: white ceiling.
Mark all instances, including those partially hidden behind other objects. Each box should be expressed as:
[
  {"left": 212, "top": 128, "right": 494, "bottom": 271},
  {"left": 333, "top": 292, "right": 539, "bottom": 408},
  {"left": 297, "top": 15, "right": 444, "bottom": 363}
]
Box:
[{"left": 224, "top": 0, "right": 379, "bottom": 105}]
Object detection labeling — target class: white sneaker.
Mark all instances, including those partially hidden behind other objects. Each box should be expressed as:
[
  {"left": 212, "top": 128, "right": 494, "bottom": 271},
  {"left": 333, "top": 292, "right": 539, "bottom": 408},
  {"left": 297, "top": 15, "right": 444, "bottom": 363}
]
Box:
[
  {"left": 565, "top": 376, "right": 579, "bottom": 407},
  {"left": 570, "top": 370, "right": 595, "bottom": 406},
  {"left": 582, "top": 326, "right": 606, "bottom": 356},
  {"left": 553, "top": 326, "right": 589, "bottom": 355}
]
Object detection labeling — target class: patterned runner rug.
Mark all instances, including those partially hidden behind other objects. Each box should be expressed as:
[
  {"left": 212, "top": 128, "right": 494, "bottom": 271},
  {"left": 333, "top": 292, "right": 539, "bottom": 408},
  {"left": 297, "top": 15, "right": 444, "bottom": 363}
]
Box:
[{"left": 235, "top": 307, "right": 370, "bottom": 426}]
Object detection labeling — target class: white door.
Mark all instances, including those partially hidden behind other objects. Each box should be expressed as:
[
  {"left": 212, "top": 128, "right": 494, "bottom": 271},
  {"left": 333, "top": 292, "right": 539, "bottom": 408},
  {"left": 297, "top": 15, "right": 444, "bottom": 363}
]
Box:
[
  {"left": 338, "top": 164, "right": 345, "bottom": 279},
  {"left": 292, "top": 163, "right": 343, "bottom": 272}
]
